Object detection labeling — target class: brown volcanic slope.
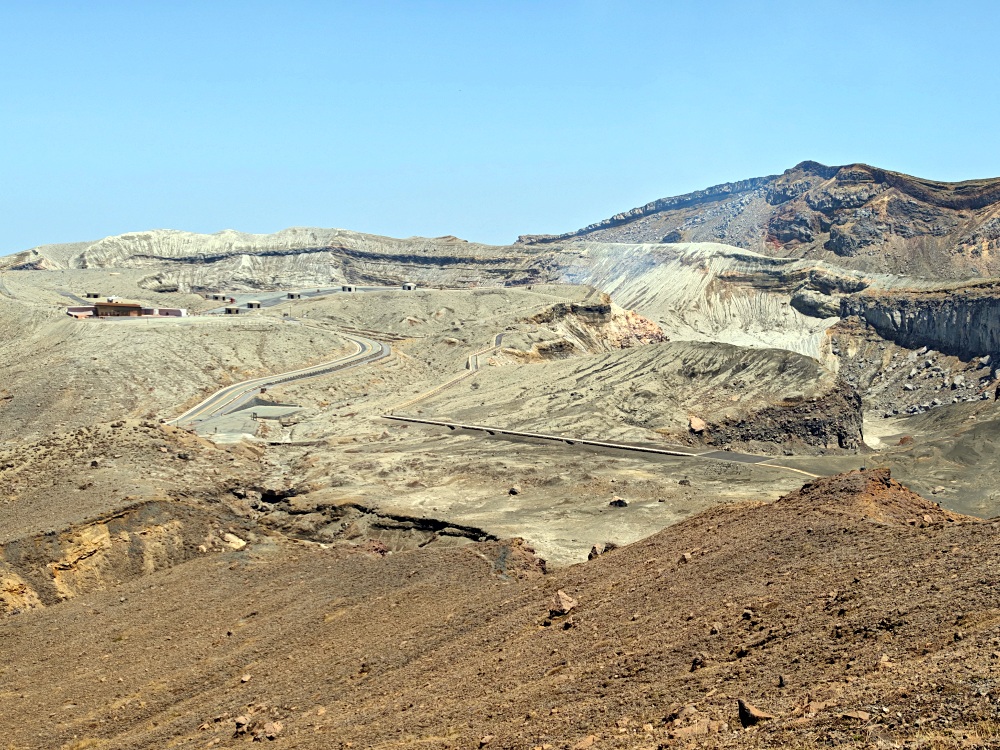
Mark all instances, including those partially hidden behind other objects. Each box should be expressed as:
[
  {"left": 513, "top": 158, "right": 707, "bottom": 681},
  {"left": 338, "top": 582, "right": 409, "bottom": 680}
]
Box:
[
  {"left": 4, "top": 468, "right": 1000, "bottom": 749},
  {"left": 521, "top": 161, "right": 1000, "bottom": 279}
]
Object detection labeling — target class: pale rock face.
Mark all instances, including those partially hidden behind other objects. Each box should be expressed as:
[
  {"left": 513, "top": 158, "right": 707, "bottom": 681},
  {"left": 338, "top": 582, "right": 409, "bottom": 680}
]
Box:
[
  {"left": 3, "top": 227, "right": 549, "bottom": 290},
  {"left": 554, "top": 242, "right": 840, "bottom": 357}
]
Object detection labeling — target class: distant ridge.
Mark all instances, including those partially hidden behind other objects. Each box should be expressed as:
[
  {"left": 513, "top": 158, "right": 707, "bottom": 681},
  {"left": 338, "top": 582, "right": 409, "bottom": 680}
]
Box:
[
  {"left": 519, "top": 161, "right": 1000, "bottom": 279},
  {"left": 7, "top": 162, "right": 1000, "bottom": 281}
]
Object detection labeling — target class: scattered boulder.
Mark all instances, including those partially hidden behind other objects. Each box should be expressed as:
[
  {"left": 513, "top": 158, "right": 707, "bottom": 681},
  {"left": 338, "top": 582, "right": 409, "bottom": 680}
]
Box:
[
  {"left": 550, "top": 589, "right": 577, "bottom": 617},
  {"left": 690, "top": 651, "right": 709, "bottom": 672},
  {"left": 671, "top": 718, "right": 712, "bottom": 738},
  {"left": 737, "top": 699, "right": 775, "bottom": 728},
  {"left": 841, "top": 710, "right": 871, "bottom": 722},
  {"left": 588, "top": 541, "right": 618, "bottom": 560},
  {"left": 608, "top": 496, "right": 628, "bottom": 508},
  {"left": 261, "top": 720, "right": 283, "bottom": 740},
  {"left": 688, "top": 415, "right": 709, "bottom": 434},
  {"left": 508, "top": 485, "right": 522, "bottom": 496}
]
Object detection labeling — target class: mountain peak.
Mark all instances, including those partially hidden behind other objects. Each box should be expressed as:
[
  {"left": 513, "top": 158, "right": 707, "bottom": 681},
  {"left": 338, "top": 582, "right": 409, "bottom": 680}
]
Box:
[{"left": 520, "top": 162, "right": 1000, "bottom": 279}]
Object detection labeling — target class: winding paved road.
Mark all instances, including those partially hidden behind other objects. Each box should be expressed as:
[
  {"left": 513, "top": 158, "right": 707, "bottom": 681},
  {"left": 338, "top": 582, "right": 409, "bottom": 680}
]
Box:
[
  {"left": 382, "top": 415, "right": 819, "bottom": 477},
  {"left": 168, "top": 332, "right": 390, "bottom": 427},
  {"left": 167, "top": 319, "right": 821, "bottom": 480}
]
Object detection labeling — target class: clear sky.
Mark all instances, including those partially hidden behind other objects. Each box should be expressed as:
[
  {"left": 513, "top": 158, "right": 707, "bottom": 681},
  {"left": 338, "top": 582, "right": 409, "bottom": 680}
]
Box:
[{"left": 2, "top": 1, "right": 998, "bottom": 254}]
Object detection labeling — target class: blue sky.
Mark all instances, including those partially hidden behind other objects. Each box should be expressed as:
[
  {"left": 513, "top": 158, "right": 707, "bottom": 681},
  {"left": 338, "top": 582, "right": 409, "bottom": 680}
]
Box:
[{"left": 2, "top": 1, "right": 998, "bottom": 253}]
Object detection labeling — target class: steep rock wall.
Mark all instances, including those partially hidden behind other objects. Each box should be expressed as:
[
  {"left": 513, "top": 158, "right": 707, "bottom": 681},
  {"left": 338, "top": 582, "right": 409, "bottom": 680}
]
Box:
[{"left": 841, "top": 285, "right": 1000, "bottom": 361}]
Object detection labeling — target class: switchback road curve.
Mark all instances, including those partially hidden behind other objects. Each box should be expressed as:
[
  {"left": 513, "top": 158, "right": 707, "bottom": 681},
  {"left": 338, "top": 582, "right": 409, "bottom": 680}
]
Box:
[{"left": 168, "top": 331, "right": 390, "bottom": 427}]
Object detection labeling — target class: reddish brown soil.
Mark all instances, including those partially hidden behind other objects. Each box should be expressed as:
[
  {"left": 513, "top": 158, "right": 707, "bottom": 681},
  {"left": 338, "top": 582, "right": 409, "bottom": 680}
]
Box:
[{"left": 3, "top": 469, "right": 1000, "bottom": 749}]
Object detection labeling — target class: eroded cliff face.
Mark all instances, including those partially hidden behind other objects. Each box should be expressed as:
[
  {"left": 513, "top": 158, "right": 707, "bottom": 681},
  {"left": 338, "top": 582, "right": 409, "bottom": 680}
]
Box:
[
  {"left": 552, "top": 242, "right": 846, "bottom": 358},
  {"left": 762, "top": 163, "right": 1000, "bottom": 278},
  {"left": 0, "top": 500, "right": 246, "bottom": 617},
  {"left": 501, "top": 292, "right": 667, "bottom": 360},
  {"left": 840, "top": 283, "right": 1000, "bottom": 361}
]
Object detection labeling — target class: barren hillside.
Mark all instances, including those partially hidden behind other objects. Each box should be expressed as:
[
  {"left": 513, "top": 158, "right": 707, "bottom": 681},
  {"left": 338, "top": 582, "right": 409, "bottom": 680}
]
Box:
[
  {"left": 0, "top": 297, "right": 352, "bottom": 443},
  {"left": 521, "top": 161, "right": 1000, "bottom": 279},
  {"left": 7, "top": 162, "right": 1000, "bottom": 750},
  {"left": 2, "top": 469, "right": 997, "bottom": 749},
  {"left": 412, "top": 340, "right": 862, "bottom": 453}
]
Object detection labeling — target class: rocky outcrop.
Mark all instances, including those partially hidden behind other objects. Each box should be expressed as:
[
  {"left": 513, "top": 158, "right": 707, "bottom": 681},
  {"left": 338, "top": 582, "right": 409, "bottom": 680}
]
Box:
[
  {"left": 517, "top": 175, "right": 776, "bottom": 245},
  {"left": 529, "top": 292, "right": 615, "bottom": 324},
  {"left": 0, "top": 500, "right": 246, "bottom": 616},
  {"left": 502, "top": 293, "right": 667, "bottom": 360},
  {"left": 703, "top": 379, "right": 864, "bottom": 451}
]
